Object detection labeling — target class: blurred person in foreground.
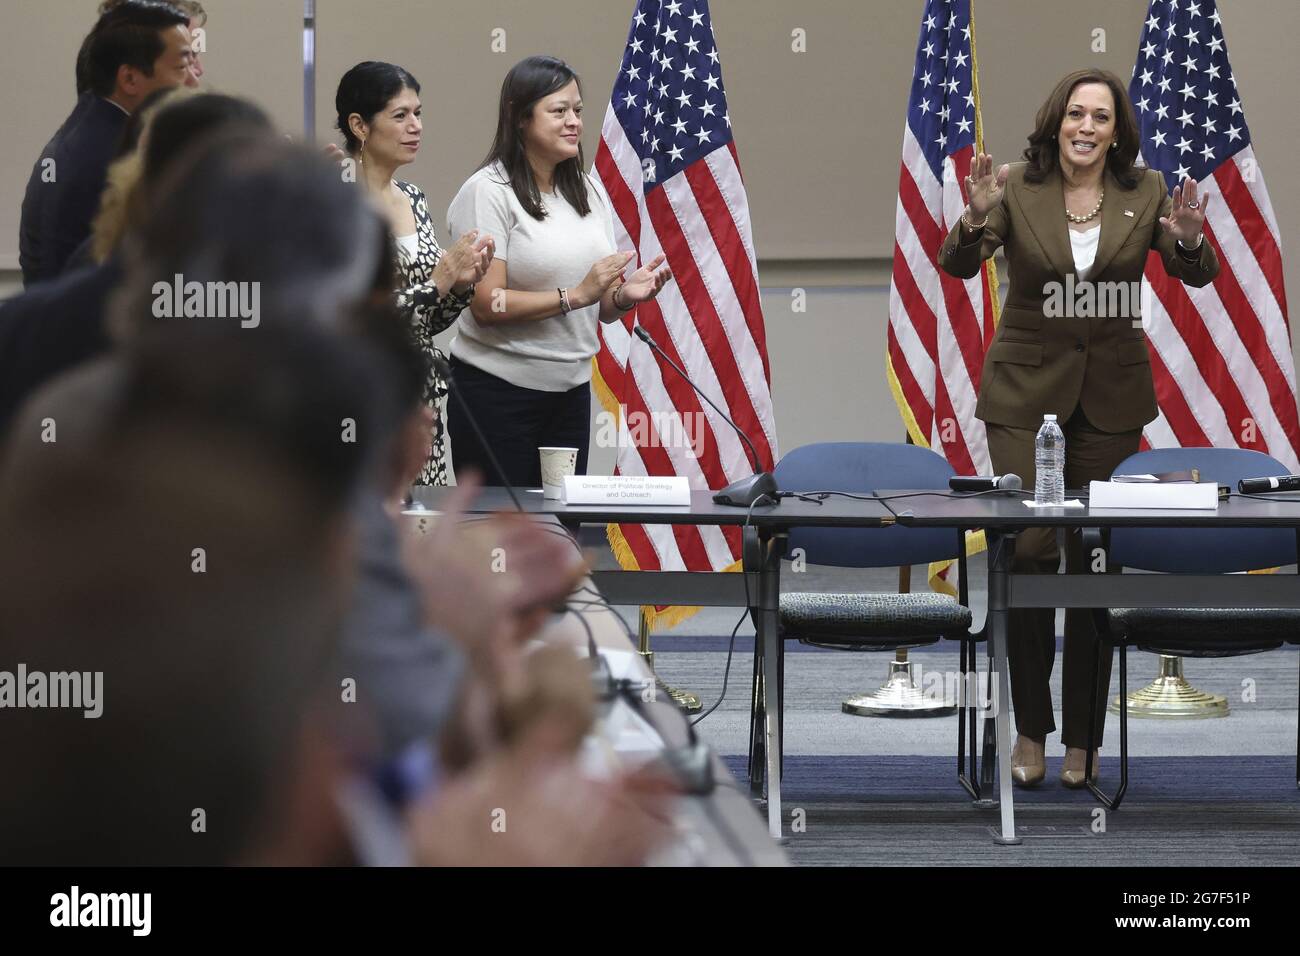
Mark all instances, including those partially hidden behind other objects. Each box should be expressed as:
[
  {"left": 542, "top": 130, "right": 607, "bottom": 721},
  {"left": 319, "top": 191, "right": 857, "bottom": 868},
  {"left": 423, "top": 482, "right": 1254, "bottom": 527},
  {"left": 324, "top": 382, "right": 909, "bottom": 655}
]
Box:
[
  {"left": 0, "top": 321, "right": 376, "bottom": 865},
  {"left": 95, "top": 134, "right": 673, "bottom": 862}
]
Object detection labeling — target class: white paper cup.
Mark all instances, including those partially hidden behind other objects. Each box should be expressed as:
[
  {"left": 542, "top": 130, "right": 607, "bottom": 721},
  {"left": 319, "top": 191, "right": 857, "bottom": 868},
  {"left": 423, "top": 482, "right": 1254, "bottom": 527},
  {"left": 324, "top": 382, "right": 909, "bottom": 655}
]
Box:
[
  {"left": 399, "top": 508, "right": 442, "bottom": 536},
  {"left": 539, "top": 446, "right": 579, "bottom": 499}
]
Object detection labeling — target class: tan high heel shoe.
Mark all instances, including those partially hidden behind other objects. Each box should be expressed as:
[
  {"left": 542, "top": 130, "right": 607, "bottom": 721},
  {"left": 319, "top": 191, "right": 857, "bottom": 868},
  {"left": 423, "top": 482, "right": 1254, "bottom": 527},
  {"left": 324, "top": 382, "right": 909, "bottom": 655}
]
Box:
[
  {"left": 1061, "top": 747, "right": 1100, "bottom": 788},
  {"left": 1011, "top": 734, "right": 1046, "bottom": 787}
]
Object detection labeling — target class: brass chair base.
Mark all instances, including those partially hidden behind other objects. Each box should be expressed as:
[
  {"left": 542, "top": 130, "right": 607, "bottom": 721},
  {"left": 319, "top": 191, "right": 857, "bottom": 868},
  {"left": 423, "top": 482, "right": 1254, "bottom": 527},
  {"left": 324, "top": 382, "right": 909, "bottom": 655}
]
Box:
[
  {"left": 1109, "top": 654, "right": 1229, "bottom": 719},
  {"left": 661, "top": 680, "right": 703, "bottom": 713},
  {"left": 636, "top": 648, "right": 703, "bottom": 714},
  {"left": 634, "top": 610, "right": 704, "bottom": 714},
  {"left": 842, "top": 658, "right": 956, "bottom": 718}
]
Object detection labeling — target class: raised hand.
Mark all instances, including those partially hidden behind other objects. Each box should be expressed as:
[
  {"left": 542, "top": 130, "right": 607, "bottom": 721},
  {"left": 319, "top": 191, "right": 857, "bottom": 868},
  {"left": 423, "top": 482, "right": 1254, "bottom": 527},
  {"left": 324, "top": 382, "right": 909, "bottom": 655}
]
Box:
[
  {"left": 964, "top": 152, "right": 1010, "bottom": 218},
  {"left": 1159, "top": 177, "right": 1210, "bottom": 246},
  {"left": 322, "top": 142, "right": 348, "bottom": 168},
  {"left": 618, "top": 253, "right": 672, "bottom": 305}
]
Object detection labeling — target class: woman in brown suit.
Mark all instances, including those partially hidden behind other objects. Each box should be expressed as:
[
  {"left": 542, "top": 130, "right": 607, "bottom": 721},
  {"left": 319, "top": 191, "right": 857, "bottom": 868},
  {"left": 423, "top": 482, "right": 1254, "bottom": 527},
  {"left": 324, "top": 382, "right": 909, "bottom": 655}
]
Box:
[{"left": 938, "top": 69, "right": 1219, "bottom": 787}]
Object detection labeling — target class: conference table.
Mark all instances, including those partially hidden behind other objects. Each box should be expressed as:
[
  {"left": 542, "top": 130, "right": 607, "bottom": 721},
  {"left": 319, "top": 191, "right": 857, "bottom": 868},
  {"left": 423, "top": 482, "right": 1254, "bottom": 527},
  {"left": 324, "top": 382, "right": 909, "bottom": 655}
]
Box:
[
  {"left": 880, "top": 488, "right": 1300, "bottom": 844},
  {"left": 415, "top": 484, "right": 1300, "bottom": 846}
]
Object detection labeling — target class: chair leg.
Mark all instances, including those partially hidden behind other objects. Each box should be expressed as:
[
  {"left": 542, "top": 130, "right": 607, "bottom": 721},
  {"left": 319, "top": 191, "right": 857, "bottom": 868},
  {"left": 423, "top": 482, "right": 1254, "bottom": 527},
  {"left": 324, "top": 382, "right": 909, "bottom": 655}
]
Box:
[
  {"left": 957, "top": 636, "right": 968, "bottom": 782},
  {"left": 777, "top": 636, "right": 786, "bottom": 782},
  {"left": 1088, "top": 644, "right": 1129, "bottom": 809},
  {"left": 979, "top": 640, "right": 997, "bottom": 791},
  {"left": 957, "top": 636, "right": 981, "bottom": 799},
  {"left": 747, "top": 634, "right": 764, "bottom": 794}
]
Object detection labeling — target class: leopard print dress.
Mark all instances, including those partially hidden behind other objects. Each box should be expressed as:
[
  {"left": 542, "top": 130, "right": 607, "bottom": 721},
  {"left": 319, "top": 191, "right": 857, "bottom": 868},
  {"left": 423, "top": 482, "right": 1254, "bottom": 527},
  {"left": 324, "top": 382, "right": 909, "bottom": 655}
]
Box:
[{"left": 392, "top": 180, "right": 474, "bottom": 487}]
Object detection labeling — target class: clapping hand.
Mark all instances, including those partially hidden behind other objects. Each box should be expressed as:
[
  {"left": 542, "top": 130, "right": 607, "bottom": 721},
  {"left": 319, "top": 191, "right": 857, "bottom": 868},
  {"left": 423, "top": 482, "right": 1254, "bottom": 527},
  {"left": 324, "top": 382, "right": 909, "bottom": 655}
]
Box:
[
  {"left": 618, "top": 253, "right": 672, "bottom": 305},
  {"left": 322, "top": 142, "right": 348, "bottom": 167},
  {"left": 400, "top": 474, "right": 588, "bottom": 671},
  {"left": 575, "top": 252, "right": 636, "bottom": 309},
  {"left": 433, "top": 230, "right": 495, "bottom": 295},
  {"left": 408, "top": 716, "right": 677, "bottom": 866}
]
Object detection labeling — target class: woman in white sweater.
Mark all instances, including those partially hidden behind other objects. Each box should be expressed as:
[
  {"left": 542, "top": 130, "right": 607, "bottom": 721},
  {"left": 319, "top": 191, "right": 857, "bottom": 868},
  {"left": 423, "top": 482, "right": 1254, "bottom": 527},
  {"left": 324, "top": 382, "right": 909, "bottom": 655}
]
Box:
[{"left": 446, "top": 55, "right": 671, "bottom": 487}]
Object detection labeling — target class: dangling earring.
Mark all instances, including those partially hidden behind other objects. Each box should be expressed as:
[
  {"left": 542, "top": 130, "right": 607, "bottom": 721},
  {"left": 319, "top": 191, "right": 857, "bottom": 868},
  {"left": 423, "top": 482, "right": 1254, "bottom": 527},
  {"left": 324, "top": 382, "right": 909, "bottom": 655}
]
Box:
[{"left": 358, "top": 136, "right": 367, "bottom": 166}]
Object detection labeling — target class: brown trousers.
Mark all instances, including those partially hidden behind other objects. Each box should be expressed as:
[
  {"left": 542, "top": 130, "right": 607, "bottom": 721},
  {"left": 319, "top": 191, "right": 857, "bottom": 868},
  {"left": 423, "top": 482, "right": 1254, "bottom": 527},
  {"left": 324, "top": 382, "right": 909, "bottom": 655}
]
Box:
[{"left": 984, "top": 407, "right": 1142, "bottom": 749}]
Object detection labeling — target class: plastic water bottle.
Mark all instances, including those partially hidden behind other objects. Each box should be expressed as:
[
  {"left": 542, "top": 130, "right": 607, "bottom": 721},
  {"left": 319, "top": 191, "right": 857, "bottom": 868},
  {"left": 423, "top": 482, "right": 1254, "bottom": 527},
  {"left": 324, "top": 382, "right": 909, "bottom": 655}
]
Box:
[{"left": 1034, "top": 414, "right": 1065, "bottom": 505}]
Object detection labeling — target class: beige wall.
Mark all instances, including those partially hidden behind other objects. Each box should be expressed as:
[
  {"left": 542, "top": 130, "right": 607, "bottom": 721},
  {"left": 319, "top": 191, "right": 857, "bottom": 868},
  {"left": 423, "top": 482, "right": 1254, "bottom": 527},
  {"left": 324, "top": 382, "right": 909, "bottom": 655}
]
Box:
[{"left": 2, "top": 0, "right": 1297, "bottom": 456}]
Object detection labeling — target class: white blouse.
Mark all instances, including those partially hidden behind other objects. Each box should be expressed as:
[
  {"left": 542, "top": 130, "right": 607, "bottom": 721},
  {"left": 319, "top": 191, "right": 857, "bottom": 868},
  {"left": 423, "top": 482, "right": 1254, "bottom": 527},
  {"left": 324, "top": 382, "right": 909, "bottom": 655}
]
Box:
[
  {"left": 394, "top": 233, "right": 419, "bottom": 261},
  {"left": 1070, "top": 224, "right": 1101, "bottom": 280}
]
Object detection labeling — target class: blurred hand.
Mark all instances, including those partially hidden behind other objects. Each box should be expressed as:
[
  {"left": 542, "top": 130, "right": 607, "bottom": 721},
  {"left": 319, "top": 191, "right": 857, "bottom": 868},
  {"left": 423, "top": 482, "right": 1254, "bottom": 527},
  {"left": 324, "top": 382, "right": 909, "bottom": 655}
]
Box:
[
  {"left": 322, "top": 142, "right": 348, "bottom": 168},
  {"left": 400, "top": 475, "right": 588, "bottom": 677},
  {"left": 408, "top": 718, "right": 678, "bottom": 866}
]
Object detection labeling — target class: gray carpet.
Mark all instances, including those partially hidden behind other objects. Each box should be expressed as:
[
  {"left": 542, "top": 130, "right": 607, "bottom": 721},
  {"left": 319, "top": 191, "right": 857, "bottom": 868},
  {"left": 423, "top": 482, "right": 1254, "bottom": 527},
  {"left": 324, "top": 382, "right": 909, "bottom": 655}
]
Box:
[{"left": 582, "top": 535, "right": 1300, "bottom": 865}]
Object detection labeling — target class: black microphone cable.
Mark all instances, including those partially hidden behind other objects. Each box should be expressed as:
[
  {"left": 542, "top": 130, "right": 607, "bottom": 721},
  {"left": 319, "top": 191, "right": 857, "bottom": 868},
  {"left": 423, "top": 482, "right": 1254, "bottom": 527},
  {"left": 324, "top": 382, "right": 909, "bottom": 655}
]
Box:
[{"left": 431, "top": 353, "right": 525, "bottom": 512}]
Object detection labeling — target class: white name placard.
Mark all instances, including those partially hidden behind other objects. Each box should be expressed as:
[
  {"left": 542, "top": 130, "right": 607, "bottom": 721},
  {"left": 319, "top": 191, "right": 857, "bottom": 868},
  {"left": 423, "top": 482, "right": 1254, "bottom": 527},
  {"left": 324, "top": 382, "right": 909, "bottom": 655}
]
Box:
[
  {"left": 1088, "top": 480, "right": 1219, "bottom": 510},
  {"left": 562, "top": 475, "right": 691, "bottom": 506}
]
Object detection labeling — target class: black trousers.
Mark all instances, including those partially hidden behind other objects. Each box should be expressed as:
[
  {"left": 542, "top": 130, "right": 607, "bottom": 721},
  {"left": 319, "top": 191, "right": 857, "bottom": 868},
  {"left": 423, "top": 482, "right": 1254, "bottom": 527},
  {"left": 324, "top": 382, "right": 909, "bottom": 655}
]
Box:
[
  {"left": 984, "top": 406, "right": 1142, "bottom": 749},
  {"left": 446, "top": 355, "right": 591, "bottom": 488}
]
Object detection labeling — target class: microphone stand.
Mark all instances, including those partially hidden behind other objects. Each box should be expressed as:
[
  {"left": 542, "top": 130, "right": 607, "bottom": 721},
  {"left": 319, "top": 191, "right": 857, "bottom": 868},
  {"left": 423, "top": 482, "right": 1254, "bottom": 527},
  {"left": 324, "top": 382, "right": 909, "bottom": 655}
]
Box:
[{"left": 632, "top": 325, "right": 777, "bottom": 507}]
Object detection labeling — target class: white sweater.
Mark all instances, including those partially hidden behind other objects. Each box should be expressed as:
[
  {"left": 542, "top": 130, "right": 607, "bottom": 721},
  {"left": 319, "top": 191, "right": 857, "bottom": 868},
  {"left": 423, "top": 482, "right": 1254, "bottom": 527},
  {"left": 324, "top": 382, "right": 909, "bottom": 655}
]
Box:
[{"left": 446, "top": 162, "right": 618, "bottom": 392}]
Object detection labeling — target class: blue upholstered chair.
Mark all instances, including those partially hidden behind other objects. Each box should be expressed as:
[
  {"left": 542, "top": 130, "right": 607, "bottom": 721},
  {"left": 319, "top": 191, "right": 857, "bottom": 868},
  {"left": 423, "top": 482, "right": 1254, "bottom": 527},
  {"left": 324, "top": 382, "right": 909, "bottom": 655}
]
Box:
[
  {"left": 1085, "top": 446, "right": 1300, "bottom": 808},
  {"left": 751, "top": 442, "right": 983, "bottom": 795}
]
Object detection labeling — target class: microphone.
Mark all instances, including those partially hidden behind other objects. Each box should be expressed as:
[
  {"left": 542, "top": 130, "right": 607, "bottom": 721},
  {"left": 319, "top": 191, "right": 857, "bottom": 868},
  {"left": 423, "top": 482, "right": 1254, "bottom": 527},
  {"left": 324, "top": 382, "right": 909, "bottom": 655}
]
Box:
[
  {"left": 949, "top": 474, "right": 1023, "bottom": 493},
  {"left": 430, "top": 354, "right": 525, "bottom": 512},
  {"left": 632, "top": 325, "right": 778, "bottom": 507},
  {"left": 1238, "top": 475, "right": 1300, "bottom": 494}
]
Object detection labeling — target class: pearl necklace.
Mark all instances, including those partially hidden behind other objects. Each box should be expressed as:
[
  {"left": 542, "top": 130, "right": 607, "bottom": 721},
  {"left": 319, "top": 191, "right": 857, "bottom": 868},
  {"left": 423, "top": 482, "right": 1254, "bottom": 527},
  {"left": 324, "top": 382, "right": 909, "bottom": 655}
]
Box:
[{"left": 1065, "top": 190, "right": 1104, "bottom": 223}]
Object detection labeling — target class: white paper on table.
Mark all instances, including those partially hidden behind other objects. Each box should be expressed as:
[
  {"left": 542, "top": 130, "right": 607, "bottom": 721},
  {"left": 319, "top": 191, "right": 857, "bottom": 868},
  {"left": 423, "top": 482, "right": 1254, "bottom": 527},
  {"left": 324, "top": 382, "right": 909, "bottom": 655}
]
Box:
[
  {"left": 562, "top": 474, "right": 691, "bottom": 506},
  {"left": 1022, "top": 499, "right": 1086, "bottom": 509},
  {"left": 1088, "top": 480, "right": 1218, "bottom": 510}
]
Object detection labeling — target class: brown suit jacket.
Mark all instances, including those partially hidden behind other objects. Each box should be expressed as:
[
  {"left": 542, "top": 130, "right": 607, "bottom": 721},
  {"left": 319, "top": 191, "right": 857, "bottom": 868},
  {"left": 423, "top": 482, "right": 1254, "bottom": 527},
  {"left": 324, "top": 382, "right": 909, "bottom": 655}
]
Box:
[{"left": 937, "top": 164, "right": 1219, "bottom": 433}]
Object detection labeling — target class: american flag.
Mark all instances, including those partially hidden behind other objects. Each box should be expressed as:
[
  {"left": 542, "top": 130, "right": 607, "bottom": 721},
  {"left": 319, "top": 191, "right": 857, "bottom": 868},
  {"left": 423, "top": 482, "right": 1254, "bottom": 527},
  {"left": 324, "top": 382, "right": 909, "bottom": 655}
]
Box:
[
  {"left": 593, "top": 0, "right": 777, "bottom": 627},
  {"left": 1131, "top": 0, "right": 1298, "bottom": 467},
  {"left": 888, "top": 0, "right": 997, "bottom": 477}
]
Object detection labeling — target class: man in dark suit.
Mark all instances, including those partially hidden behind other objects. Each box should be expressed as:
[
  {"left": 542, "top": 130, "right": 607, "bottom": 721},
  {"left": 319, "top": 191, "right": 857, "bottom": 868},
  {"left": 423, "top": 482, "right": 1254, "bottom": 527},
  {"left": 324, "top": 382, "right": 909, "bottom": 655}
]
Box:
[
  {"left": 0, "top": 259, "right": 121, "bottom": 440},
  {"left": 18, "top": 0, "right": 194, "bottom": 286}
]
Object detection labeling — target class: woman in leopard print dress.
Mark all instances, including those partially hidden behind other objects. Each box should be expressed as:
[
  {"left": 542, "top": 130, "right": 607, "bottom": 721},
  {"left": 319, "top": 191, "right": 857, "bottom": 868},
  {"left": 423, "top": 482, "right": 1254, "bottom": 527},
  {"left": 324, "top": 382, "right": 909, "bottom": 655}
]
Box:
[{"left": 337, "top": 61, "right": 492, "bottom": 485}]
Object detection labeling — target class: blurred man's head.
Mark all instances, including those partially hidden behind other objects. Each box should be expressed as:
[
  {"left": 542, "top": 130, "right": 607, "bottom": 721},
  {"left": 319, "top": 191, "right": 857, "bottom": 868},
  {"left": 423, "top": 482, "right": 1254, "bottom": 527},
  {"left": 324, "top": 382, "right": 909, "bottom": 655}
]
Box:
[
  {"left": 79, "top": 0, "right": 196, "bottom": 109},
  {"left": 170, "top": 0, "right": 206, "bottom": 79},
  {"left": 92, "top": 90, "right": 273, "bottom": 260},
  {"left": 110, "top": 133, "right": 423, "bottom": 479},
  {"left": 113, "top": 134, "right": 389, "bottom": 333}
]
